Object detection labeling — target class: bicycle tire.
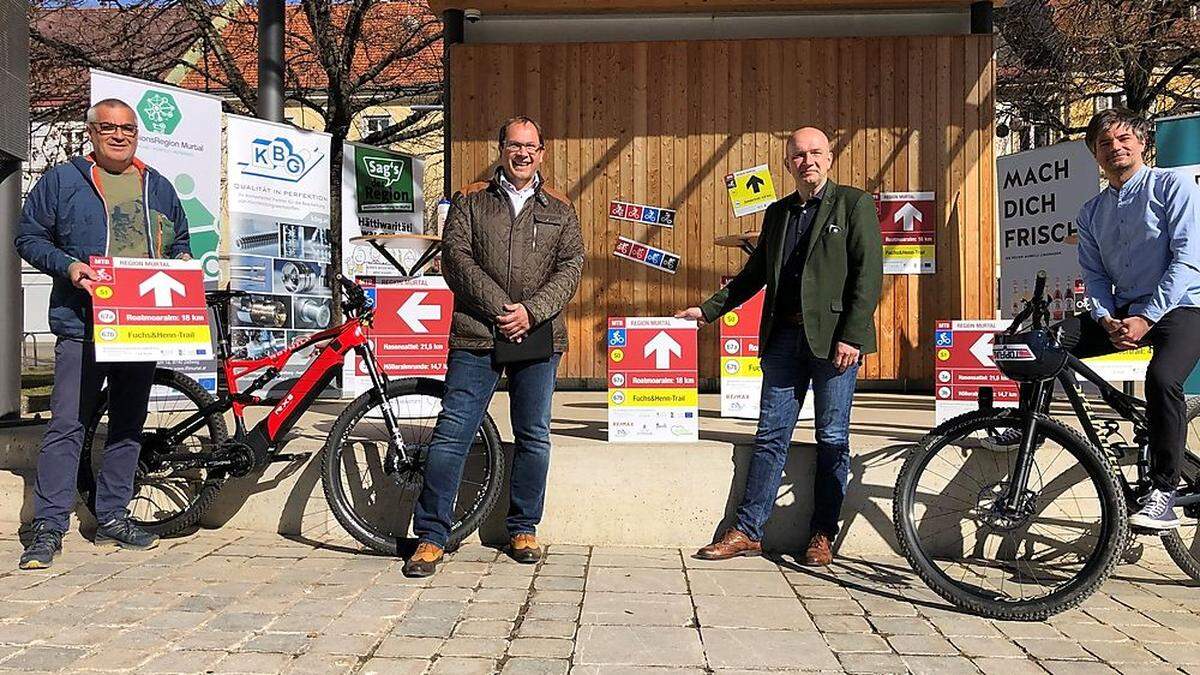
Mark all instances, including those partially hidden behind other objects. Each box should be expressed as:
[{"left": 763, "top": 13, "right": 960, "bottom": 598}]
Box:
[
  {"left": 79, "top": 368, "right": 230, "bottom": 536},
  {"left": 894, "top": 407, "right": 1128, "bottom": 621},
  {"left": 321, "top": 377, "right": 505, "bottom": 556},
  {"left": 1160, "top": 396, "right": 1200, "bottom": 582}
]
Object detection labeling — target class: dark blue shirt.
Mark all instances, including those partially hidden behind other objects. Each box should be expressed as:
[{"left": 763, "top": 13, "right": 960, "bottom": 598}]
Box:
[{"left": 774, "top": 183, "right": 827, "bottom": 322}]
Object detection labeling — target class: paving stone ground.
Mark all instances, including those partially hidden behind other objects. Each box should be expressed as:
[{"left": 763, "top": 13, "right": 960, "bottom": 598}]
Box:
[{"left": 0, "top": 527, "right": 1198, "bottom": 674}]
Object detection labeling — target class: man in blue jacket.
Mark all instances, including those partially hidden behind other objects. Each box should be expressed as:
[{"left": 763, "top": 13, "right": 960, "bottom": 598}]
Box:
[{"left": 14, "top": 98, "right": 191, "bottom": 569}]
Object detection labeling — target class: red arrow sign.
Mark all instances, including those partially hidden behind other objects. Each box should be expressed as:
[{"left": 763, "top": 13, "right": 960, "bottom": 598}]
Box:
[{"left": 359, "top": 277, "right": 452, "bottom": 378}]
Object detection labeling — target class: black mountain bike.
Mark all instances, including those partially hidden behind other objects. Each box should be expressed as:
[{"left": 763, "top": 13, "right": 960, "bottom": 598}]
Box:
[
  {"left": 894, "top": 273, "right": 1200, "bottom": 620},
  {"left": 77, "top": 278, "right": 503, "bottom": 554}
]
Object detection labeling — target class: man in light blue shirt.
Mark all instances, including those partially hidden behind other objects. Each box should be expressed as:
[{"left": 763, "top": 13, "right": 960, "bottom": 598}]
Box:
[{"left": 1073, "top": 108, "right": 1200, "bottom": 529}]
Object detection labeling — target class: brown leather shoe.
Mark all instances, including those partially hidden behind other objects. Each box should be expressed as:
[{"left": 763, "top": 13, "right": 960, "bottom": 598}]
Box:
[
  {"left": 693, "top": 528, "right": 762, "bottom": 560},
  {"left": 804, "top": 532, "right": 833, "bottom": 567},
  {"left": 403, "top": 541, "right": 444, "bottom": 578},
  {"left": 508, "top": 533, "right": 542, "bottom": 564}
]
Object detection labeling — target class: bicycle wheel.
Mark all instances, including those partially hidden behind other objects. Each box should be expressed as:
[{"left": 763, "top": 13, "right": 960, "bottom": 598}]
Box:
[
  {"left": 80, "top": 368, "right": 230, "bottom": 536},
  {"left": 894, "top": 407, "right": 1128, "bottom": 620},
  {"left": 1161, "top": 396, "right": 1200, "bottom": 582},
  {"left": 321, "top": 377, "right": 504, "bottom": 556}
]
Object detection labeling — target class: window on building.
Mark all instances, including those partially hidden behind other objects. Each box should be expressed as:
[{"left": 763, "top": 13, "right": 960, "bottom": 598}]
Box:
[
  {"left": 363, "top": 114, "right": 393, "bottom": 136},
  {"left": 1095, "top": 92, "right": 1123, "bottom": 112}
]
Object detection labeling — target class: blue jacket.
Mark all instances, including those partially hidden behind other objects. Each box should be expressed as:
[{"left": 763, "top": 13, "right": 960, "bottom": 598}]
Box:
[{"left": 15, "top": 155, "right": 191, "bottom": 339}]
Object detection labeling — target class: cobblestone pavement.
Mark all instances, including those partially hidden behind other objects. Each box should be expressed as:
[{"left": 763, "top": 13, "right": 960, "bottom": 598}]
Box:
[{"left": 0, "top": 527, "right": 1198, "bottom": 674}]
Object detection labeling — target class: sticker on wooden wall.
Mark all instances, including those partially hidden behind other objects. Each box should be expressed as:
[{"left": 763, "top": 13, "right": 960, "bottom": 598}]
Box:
[
  {"left": 724, "top": 164, "right": 776, "bottom": 217},
  {"left": 613, "top": 236, "right": 680, "bottom": 274},
  {"left": 609, "top": 200, "right": 676, "bottom": 228}
]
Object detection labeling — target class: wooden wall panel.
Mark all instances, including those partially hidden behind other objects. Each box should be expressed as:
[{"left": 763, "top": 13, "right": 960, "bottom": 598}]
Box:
[{"left": 449, "top": 35, "right": 996, "bottom": 384}]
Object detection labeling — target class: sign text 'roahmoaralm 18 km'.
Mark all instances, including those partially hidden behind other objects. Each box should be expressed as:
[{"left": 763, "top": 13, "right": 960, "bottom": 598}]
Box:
[{"left": 90, "top": 257, "right": 211, "bottom": 363}]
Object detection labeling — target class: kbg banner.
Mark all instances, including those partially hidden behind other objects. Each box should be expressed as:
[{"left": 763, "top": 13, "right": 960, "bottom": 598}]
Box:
[
  {"left": 607, "top": 317, "right": 698, "bottom": 443},
  {"left": 90, "top": 70, "right": 223, "bottom": 391},
  {"left": 90, "top": 257, "right": 211, "bottom": 363},
  {"left": 341, "top": 142, "right": 427, "bottom": 278},
  {"left": 225, "top": 115, "right": 332, "bottom": 387}
]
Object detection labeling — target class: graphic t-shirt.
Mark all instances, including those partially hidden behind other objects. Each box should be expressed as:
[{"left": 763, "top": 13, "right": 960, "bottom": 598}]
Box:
[{"left": 100, "top": 167, "right": 149, "bottom": 258}]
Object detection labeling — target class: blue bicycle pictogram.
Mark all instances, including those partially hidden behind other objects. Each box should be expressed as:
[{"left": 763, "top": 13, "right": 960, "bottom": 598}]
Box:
[
  {"left": 608, "top": 329, "right": 627, "bottom": 347},
  {"left": 935, "top": 330, "right": 953, "bottom": 347}
]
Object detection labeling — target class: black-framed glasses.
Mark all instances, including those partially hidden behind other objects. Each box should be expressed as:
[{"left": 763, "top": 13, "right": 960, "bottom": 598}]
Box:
[
  {"left": 89, "top": 122, "right": 138, "bottom": 136},
  {"left": 502, "top": 141, "right": 543, "bottom": 154}
]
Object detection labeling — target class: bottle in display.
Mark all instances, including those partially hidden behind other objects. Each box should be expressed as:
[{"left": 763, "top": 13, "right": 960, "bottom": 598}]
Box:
[{"left": 1052, "top": 277, "right": 1063, "bottom": 320}]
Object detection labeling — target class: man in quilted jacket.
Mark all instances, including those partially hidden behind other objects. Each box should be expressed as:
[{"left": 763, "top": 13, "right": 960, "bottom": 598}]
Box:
[{"left": 404, "top": 116, "right": 585, "bottom": 577}]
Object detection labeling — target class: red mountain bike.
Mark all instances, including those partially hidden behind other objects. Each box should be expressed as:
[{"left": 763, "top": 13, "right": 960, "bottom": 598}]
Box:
[{"left": 77, "top": 277, "right": 503, "bottom": 554}]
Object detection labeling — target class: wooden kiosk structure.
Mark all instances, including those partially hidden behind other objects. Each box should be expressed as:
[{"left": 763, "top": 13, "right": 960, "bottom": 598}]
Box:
[{"left": 430, "top": 0, "right": 998, "bottom": 387}]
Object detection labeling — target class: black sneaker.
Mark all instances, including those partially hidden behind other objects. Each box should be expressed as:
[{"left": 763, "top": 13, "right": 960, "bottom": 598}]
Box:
[
  {"left": 19, "top": 522, "right": 63, "bottom": 570},
  {"left": 95, "top": 516, "right": 160, "bottom": 550},
  {"left": 979, "top": 428, "right": 1022, "bottom": 452}
]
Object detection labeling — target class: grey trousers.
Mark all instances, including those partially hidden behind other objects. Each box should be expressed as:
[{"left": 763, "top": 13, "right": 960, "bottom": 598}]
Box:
[{"left": 33, "top": 339, "right": 155, "bottom": 532}]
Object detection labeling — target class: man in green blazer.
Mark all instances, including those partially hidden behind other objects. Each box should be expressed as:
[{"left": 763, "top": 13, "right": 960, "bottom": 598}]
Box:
[{"left": 678, "top": 127, "right": 883, "bottom": 566}]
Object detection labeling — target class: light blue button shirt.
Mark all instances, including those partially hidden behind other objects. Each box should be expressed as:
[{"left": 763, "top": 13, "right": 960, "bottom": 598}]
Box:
[{"left": 1076, "top": 165, "right": 1200, "bottom": 323}]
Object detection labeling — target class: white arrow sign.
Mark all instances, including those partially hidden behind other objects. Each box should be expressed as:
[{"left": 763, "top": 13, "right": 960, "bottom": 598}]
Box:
[
  {"left": 138, "top": 271, "right": 186, "bottom": 307},
  {"left": 894, "top": 202, "right": 923, "bottom": 231},
  {"left": 644, "top": 331, "right": 682, "bottom": 369},
  {"left": 970, "top": 333, "right": 995, "bottom": 368},
  {"left": 397, "top": 291, "right": 441, "bottom": 332}
]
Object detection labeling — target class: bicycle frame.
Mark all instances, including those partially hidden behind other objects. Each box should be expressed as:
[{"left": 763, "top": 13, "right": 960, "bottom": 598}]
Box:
[
  {"left": 1003, "top": 352, "right": 1200, "bottom": 514},
  {"left": 146, "top": 283, "right": 413, "bottom": 472}
]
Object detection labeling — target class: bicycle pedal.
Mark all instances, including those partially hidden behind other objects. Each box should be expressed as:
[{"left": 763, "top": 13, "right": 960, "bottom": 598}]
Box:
[
  {"left": 1129, "top": 524, "right": 1171, "bottom": 537},
  {"left": 272, "top": 453, "right": 312, "bottom": 463}
]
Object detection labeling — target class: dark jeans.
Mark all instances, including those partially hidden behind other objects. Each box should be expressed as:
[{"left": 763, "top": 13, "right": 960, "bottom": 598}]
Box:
[
  {"left": 735, "top": 325, "right": 860, "bottom": 541},
  {"left": 1033, "top": 308, "right": 1200, "bottom": 491},
  {"left": 34, "top": 338, "right": 155, "bottom": 533},
  {"left": 413, "top": 349, "right": 561, "bottom": 549}
]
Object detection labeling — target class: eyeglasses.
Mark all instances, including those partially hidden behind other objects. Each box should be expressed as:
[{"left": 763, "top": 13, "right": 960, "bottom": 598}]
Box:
[
  {"left": 501, "top": 141, "right": 543, "bottom": 154},
  {"left": 89, "top": 122, "right": 138, "bottom": 136}
]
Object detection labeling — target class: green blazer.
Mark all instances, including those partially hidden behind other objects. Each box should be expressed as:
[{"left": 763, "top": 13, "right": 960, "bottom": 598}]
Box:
[{"left": 700, "top": 180, "right": 884, "bottom": 360}]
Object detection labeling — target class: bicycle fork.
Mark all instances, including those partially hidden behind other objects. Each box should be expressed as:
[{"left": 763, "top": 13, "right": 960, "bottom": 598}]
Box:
[
  {"left": 356, "top": 341, "right": 411, "bottom": 469},
  {"left": 1005, "top": 380, "right": 1053, "bottom": 511}
]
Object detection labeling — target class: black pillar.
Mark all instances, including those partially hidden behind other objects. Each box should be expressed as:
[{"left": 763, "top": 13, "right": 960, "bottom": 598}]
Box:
[
  {"left": 258, "top": 0, "right": 285, "bottom": 121},
  {"left": 442, "top": 9, "right": 465, "bottom": 198},
  {"left": 0, "top": 159, "right": 22, "bottom": 419},
  {"left": 970, "top": 1, "right": 993, "bottom": 34}
]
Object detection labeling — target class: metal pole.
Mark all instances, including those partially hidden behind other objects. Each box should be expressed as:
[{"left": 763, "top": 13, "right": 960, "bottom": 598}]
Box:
[
  {"left": 442, "top": 9, "right": 464, "bottom": 199},
  {"left": 257, "top": 0, "right": 285, "bottom": 122},
  {"left": 0, "top": 159, "right": 24, "bottom": 419}
]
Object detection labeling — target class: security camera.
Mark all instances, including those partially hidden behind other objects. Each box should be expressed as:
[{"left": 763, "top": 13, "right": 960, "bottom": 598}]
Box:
[{"left": 464, "top": 8, "right": 481, "bottom": 22}]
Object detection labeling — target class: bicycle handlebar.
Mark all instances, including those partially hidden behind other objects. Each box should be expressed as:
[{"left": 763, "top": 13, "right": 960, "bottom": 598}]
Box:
[
  {"left": 1005, "top": 271, "right": 1050, "bottom": 335},
  {"left": 336, "top": 274, "right": 370, "bottom": 315}
]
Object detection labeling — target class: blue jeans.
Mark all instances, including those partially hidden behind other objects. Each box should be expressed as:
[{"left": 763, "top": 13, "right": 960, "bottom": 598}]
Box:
[
  {"left": 413, "top": 349, "right": 561, "bottom": 548},
  {"left": 34, "top": 338, "right": 155, "bottom": 532},
  {"left": 735, "top": 325, "right": 859, "bottom": 541}
]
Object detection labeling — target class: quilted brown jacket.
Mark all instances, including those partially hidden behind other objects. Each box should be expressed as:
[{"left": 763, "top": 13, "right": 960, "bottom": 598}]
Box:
[{"left": 442, "top": 170, "right": 585, "bottom": 351}]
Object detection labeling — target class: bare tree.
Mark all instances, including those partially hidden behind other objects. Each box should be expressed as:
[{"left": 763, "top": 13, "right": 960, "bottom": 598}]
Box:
[
  {"left": 997, "top": 0, "right": 1200, "bottom": 139},
  {"left": 30, "top": 0, "right": 444, "bottom": 273}
]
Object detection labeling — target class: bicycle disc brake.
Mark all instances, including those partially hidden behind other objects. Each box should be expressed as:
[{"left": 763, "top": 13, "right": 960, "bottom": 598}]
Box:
[{"left": 976, "top": 481, "right": 1038, "bottom": 531}]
